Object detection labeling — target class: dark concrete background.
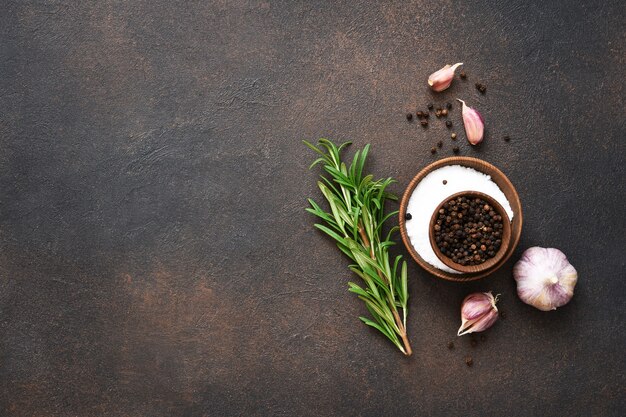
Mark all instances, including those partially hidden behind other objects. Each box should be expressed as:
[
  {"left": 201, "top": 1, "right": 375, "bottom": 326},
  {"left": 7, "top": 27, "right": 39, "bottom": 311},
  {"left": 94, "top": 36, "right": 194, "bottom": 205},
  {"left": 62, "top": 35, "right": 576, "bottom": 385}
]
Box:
[{"left": 1, "top": 1, "right": 625, "bottom": 416}]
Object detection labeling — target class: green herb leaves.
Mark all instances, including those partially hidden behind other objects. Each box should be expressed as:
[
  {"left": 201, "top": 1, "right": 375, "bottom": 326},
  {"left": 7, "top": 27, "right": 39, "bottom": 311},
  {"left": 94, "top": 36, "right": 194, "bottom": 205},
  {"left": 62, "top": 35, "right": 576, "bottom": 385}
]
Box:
[{"left": 305, "top": 139, "right": 412, "bottom": 355}]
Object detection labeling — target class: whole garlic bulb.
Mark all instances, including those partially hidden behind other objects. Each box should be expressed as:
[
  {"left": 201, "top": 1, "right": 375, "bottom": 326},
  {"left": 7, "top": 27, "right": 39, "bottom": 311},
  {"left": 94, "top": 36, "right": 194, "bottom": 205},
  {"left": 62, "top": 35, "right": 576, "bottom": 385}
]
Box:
[{"left": 513, "top": 247, "right": 578, "bottom": 311}]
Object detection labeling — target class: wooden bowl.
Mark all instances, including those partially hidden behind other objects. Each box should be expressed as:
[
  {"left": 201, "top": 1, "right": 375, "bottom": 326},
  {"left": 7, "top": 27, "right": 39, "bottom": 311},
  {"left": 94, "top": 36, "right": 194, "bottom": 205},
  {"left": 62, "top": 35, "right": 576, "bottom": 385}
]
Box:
[
  {"left": 428, "top": 191, "right": 512, "bottom": 274},
  {"left": 399, "top": 157, "right": 523, "bottom": 282}
]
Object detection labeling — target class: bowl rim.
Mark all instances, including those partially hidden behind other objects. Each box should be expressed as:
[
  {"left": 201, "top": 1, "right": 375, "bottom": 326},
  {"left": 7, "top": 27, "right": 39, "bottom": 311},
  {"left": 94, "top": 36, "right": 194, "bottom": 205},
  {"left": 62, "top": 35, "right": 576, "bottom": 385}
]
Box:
[
  {"left": 428, "top": 191, "right": 512, "bottom": 274},
  {"left": 399, "top": 156, "right": 523, "bottom": 282}
]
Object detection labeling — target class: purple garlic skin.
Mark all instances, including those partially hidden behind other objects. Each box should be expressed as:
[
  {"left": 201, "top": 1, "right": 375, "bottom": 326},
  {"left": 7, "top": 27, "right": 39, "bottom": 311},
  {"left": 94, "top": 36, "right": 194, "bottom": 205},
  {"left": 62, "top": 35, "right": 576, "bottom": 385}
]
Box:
[
  {"left": 457, "top": 99, "right": 484, "bottom": 145},
  {"left": 428, "top": 63, "right": 463, "bottom": 92},
  {"left": 457, "top": 292, "right": 499, "bottom": 336},
  {"left": 513, "top": 247, "right": 578, "bottom": 311}
]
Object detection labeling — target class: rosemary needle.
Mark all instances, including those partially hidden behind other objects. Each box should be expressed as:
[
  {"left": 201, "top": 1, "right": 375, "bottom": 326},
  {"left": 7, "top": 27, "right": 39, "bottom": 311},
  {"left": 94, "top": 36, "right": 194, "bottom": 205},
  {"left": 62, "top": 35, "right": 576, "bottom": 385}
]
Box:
[{"left": 304, "top": 139, "right": 412, "bottom": 356}]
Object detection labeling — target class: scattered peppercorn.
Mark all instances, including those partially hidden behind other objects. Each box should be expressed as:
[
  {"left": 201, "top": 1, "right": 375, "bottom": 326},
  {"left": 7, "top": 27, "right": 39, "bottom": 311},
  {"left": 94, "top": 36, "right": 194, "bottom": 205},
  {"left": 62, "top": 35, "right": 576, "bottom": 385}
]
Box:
[
  {"left": 427, "top": 103, "right": 433, "bottom": 110},
  {"left": 406, "top": 113, "right": 413, "bottom": 121},
  {"left": 500, "top": 311, "right": 507, "bottom": 319},
  {"left": 452, "top": 146, "right": 459, "bottom": 154},
  {"left": 465, "top": 356, "right": 473, "bottom": 367},
  {"left": 435, "top": 109, "right": 442, "bottom": 118},
  {"left": 451, "top": 133, "right": 457, "bottom": 139},
  {"left": 447, "top": 341, "right": 454, "bottom": 350},
  {"left": 446, "top": 102, "right": 452, "bottom": 110},
  {"left": 446, "top": 120, "right": 452, "bottom": 128},
  {"left": 421, "top": 120, "right": 428, "bottom": 127},
  {"left": 405, "top": 212, "right": 412, "bottom": 220},
  {"left": 504, "top": 135, "right": 511, "bottom": 142},
  {"left": 475, "top": 83, "right": 486, "bottom": 94},
  {"left": 441, "top": 109, "right": 448, "bottom": 117},
  {"left": 460, "top": 71, "right": 467, "bottom": 79},
  {"left": 437, "top": 140, "right": 443, "bottom": 148},
  {"left": 417, "top": 111, "right": 424, "bottom": 118},
  {"left": 423, "top": 112, "right": 429, "bottom": 118},
  {"left": 433, "top": 195, "right": 505, "bottom": 266},
  {"left": 443, "top": 180, "right": 448, "bottom": 185},
  {"left": 430, "top": 147, "right": 436, "bottom": 154}
]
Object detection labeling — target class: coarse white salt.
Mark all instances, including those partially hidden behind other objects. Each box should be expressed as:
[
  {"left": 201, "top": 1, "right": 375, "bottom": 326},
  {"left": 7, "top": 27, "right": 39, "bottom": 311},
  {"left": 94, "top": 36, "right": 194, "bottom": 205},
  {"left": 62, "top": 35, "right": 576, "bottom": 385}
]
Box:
[{"left": 405, "top": 165, "right": 514, "bottom": 274}]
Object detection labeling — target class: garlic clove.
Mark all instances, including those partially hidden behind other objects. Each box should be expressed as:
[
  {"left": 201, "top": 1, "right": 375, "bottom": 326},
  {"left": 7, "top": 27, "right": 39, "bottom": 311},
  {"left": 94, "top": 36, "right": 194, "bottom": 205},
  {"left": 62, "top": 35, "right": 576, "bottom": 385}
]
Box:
[
  {"left": 457, "top": 292, "right": 499, "bottom": 336},
  {"left": 513, "top": 247, "right": 578, "bottom": 311},
  {"left": 458, "top": 308, "right": 499, "bottom": 336},
  {"left": 428, "top": 63, "right": 463, "bottom": 92},
  {"left": 461, "top": 292, "right": 496, "bottom": 320},
  {"left": 457, "top": 99, "right": 484, "bottom": 145}
]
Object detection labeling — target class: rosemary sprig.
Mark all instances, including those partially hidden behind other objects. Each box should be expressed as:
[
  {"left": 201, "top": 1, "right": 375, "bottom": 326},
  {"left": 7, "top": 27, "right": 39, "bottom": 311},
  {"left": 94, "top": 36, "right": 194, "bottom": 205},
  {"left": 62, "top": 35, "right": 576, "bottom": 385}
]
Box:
[{"left": 304, "top": 139, "right": 412, "bottom": 356}]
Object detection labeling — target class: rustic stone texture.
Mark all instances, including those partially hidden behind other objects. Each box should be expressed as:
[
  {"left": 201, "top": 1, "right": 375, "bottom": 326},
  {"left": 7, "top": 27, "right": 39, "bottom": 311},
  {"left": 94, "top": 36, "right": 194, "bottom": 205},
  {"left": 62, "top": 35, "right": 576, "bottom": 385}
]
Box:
[{"left": 0, "top": 1, "right": 624, "bottom": 416}]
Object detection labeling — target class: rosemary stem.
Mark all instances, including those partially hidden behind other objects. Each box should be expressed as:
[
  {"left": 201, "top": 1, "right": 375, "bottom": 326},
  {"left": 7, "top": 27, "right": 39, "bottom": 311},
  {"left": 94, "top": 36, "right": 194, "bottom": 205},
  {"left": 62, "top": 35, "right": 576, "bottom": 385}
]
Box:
[
  {"left": 359, "top": 224, "right": 412, "bottom": 356},
  {"left": 306, "top": 139, "right": 411, "bottom": 356}
]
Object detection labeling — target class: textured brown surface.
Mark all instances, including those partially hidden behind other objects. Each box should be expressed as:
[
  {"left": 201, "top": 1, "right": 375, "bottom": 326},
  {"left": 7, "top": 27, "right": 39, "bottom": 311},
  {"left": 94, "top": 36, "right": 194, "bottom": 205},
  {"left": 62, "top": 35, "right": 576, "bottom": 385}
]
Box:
[{"left": 1, "top": 1, "right": 625, "bottom": 416}]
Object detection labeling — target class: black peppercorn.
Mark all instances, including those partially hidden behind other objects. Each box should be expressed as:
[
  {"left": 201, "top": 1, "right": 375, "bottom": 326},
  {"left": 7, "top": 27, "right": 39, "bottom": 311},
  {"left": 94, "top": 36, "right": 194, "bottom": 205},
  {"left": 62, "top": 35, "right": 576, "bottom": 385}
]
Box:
[
  {"left": 437, "top": 140, "right": 443, "bottom": 148},
  {"left": 430, "top": 147, "right": 436, "bottom": 154},
  {"left": 432, "top": 195, "right": 504, "bottom": 266},
  {"left": 427, "top": 103, "right": 433, "bottom": 110},
  {"left": 447, "top": 341, "right": 454, "bottom": 349},
  {"left": 405, "top": 213, "right": 412, "bottom": 220},
  {"left": 406, "top": 113, "right": 413, "bottom": 121},
  {"left": 421, "top": 120, "right": 428, "bottom": 127},
  {"left": 475, "top": 83, "right": 486, "bottom": 94},
  {"left": 443, "top": 180, "right": 447, "bottom": 185},
  {"left": 460, "top": 71, "right": 467, "bottom": 79},
  {"left": 504, "top": 135, "right": 511, "bottom": 142},
  {"left": 417, "top": 111, "right": 424, "bottom": 118},
  {"left": 446, "top": 120, "right": 452, "bottom": 128},
  {"left": 465, "top": 356, "right": 473, "bottom": 367},
  {"left": 452, "top": 146, "right": 459, "bottom": 154}
]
